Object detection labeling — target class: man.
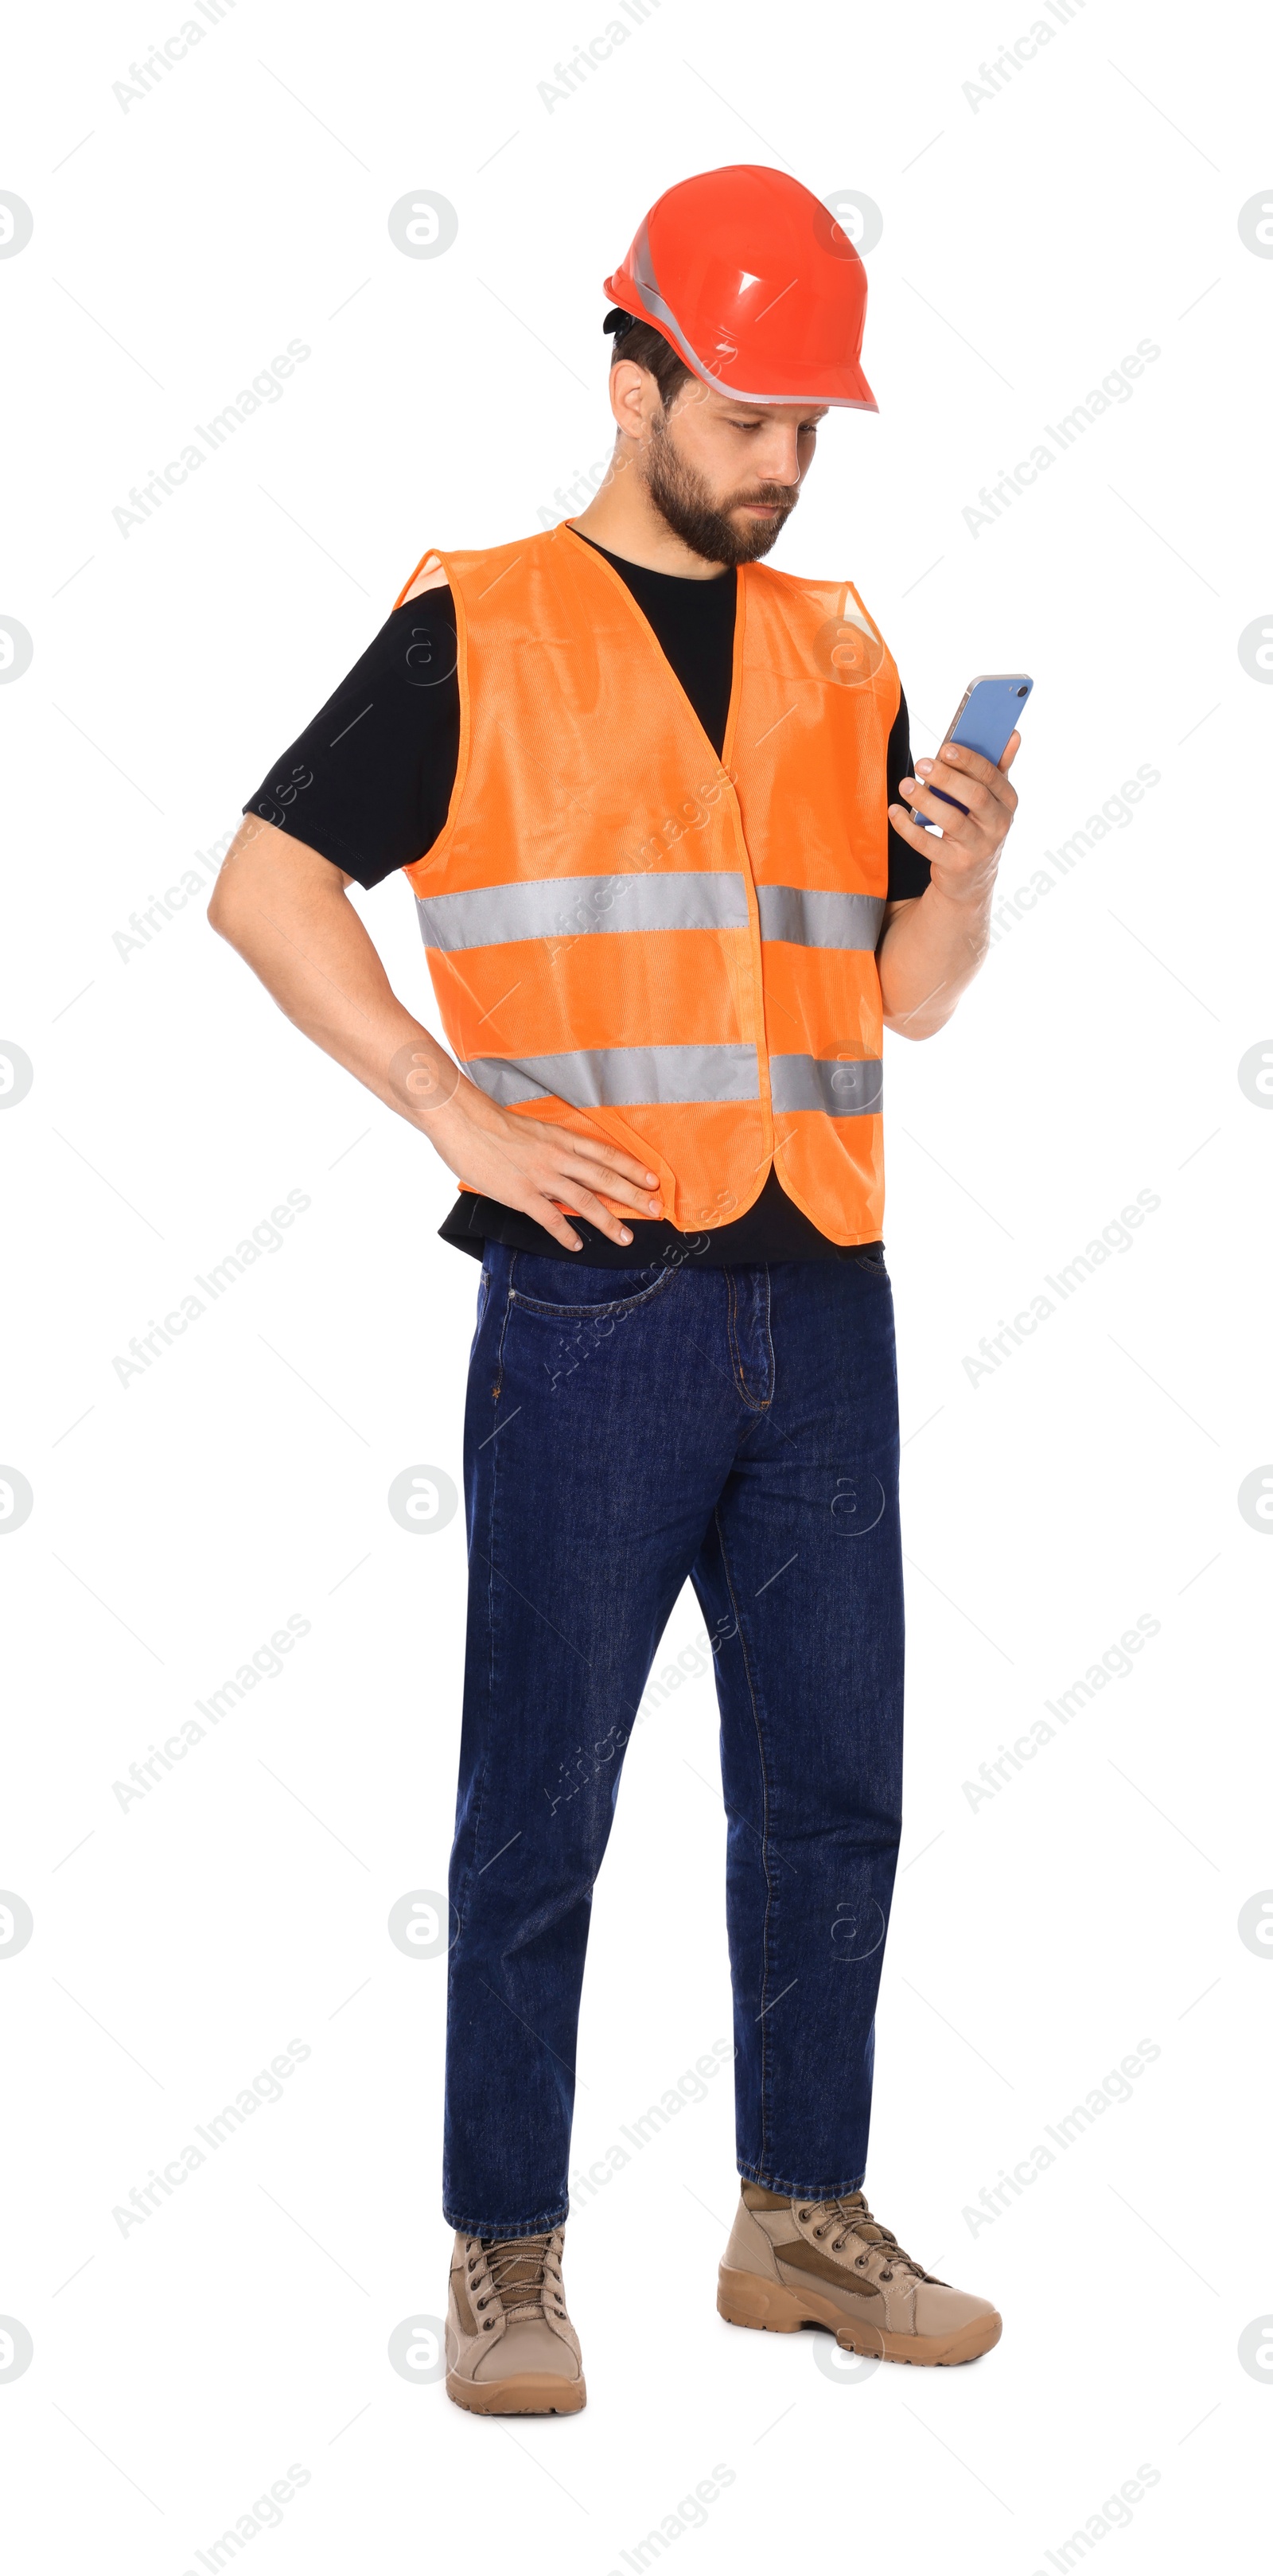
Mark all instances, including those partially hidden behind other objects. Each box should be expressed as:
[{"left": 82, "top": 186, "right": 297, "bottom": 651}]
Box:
[{"left": 211, "top": 164, "right": 1019, "bottom": 2415}]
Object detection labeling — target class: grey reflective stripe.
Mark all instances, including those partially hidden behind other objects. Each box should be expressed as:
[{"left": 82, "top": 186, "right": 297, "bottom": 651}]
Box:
[
  {"left": 464, "top": 1045, "right": 761, "bottom": 1110},
  {"left": 756, "top": 887, "right": 885, "bottom": 951},
  {"left": 417, "top": 871, "right": 749, "bottom": 953},
  {"left": 769, "top": 1055, "right": 882, "bottom": 1117}
]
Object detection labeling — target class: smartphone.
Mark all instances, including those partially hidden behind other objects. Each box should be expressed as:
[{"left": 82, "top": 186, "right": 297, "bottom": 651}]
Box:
[{"left": 909, "top": 673, "right": 1033, "bottom": 827}]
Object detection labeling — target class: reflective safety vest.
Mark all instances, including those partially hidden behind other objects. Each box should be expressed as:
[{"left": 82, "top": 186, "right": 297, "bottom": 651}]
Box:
[{"left": 393, "top": 523, "right": 901, "bottom": 1243}]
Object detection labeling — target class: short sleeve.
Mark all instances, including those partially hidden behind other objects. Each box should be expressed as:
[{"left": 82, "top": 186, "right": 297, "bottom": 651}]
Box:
[{"left": 241, "top": 593, "right": 461, "bottom": 890}]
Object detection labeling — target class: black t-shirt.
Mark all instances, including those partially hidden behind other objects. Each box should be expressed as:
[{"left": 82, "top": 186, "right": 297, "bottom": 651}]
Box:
[{"left": 244, "top": 536, "right": 930, "bottom": 1268}]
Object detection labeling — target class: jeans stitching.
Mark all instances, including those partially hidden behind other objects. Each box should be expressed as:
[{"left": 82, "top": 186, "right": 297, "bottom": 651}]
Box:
[
  {"left": 737, "top": 2162, "right": 866, "bottom": 2200},
  {"left": 443, "top": 2204, "right": 570, "bottom": 2239},
  {"left": 456, "top": 1270, "right": 516, "bottom": 1933},
  {"left": 725, "top": 1268, "right": 774, "bottom": 1410},
  {"left": 485, "top": 1277, "right": 516, "bottom": 1834},
  {"left": 507, "top": 1264, "right": 681, "bottom": 1323},
  {"left": 734, "top": 1274, "right": 756, "bottom": 1404},
  {"left": 713, "top": 1502, "right": 775, "bottom": 2177}
]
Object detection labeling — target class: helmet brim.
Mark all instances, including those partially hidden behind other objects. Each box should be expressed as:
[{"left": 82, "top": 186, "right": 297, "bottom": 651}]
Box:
[{"left": 601, "top": 280, "right": 878, "bottom": 414}]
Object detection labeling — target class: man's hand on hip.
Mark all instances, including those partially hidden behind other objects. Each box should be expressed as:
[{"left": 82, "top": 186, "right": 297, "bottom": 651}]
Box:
[
  {"left": 207, "top": 816, "right": 661, "bottom": 1254},
  {"left": 422, "top": 1077, "right": 664, "bottom": 1253}
]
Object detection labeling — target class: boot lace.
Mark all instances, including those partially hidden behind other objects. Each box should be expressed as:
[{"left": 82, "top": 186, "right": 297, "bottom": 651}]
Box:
[
  {"left": 464, "top": 2230, "right": 568, "bottom": 2329},
  {"left": 796, "top": 2191, "right": 931, "bottom": 2284}
]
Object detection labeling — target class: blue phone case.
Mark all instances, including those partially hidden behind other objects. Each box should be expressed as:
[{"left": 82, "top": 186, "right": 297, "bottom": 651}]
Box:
[{"left": 912, "top": 674, "right": 1033, "bottom": 826}]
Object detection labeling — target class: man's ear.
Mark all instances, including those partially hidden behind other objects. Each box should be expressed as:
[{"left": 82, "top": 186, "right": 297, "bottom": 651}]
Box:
[{"left": 609, "top": 358, "right": 659, "bottom": 441}]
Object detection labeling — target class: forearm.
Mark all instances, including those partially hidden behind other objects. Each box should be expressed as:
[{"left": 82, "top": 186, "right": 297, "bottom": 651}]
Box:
[
  {"left": 878, "top": 731, "right": 1022, "bottom": 1039},
  {"left": 208, "top": 820, "right": 664, "bottom": 1245},
  {"left": 208, "top": 825, "right": 459, "bottom": 1127},
  {"left": 877, "top": 875, "right": 994, "bottom": 1040}
]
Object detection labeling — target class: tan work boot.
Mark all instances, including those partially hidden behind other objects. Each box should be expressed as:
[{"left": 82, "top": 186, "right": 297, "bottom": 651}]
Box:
[
  {"left": 718, "top": 2184, "right": 1001, "bottom": 2366},
  {"left": 445, "top": 2226, "right": 586, "bottom": 2414}
]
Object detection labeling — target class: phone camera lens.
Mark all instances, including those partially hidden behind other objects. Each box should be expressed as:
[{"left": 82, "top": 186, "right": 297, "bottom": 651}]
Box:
[{"left": 1016, "top": 684, "right": 1028, "bottom": 697}]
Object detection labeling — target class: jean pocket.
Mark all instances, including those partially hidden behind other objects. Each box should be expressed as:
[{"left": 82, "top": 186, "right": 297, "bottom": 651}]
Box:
[
  {"left": 851, "top": 1251, "right": 890, "bottom": 1280},
  {"left": 508, "top": 1253, "right": 682, "bottom": 1323},
  {"left": 474, "top": 1265, "right": 491, "bottom": 1330}
]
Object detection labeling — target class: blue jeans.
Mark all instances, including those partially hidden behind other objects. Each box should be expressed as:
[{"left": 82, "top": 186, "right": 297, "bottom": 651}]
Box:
[{"left": 443, "top": 1242, "right": 905, "bottom": 2237}]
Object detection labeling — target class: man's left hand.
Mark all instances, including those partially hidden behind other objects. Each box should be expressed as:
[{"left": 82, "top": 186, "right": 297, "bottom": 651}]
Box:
[{"left": 890, "top": 734, "right": 1020, "bottom": 902}]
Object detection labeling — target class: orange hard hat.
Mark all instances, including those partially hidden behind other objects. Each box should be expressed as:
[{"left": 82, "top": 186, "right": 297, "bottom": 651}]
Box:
[{"left": 603, "top": 163, "right": 877, "bottom": 411}]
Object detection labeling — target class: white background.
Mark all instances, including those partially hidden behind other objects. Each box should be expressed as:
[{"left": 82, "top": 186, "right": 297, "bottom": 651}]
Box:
[{"left": 2, "top": 0, "right": 1271, "bottom": 2566}]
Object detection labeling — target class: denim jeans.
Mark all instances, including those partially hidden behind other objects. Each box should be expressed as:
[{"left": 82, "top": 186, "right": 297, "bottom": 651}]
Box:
[{"left": 443, "top": 1241, "right": 905, "bottom": 2238}]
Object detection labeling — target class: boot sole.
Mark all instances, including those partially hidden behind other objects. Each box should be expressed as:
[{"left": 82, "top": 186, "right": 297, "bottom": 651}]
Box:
[
  {"left": 717, "top": 2265, "right": 1001, "bottom": 2366},
  {"left": 446, "top": 2369, "right": 587, "bottom": 2415}
]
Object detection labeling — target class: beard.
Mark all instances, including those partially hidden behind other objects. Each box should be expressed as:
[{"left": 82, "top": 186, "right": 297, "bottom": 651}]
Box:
[{"left": 642, "top": 414, "right": 800, "bottom": 566}]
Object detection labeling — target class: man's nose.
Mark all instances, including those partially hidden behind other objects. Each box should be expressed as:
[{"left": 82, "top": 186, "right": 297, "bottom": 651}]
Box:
[{"left": 757, "top": 434, "right": 803, "bottom": 485}]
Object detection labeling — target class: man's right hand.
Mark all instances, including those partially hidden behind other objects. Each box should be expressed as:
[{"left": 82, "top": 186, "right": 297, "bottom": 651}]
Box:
[{"left": 208, "top": 816, "right": 663, "bottom": 1253}]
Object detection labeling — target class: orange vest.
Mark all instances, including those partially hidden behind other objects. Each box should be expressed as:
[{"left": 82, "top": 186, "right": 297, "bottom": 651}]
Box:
[{"left": 394, "top": 524, "right": 900, "bottom": 1244}]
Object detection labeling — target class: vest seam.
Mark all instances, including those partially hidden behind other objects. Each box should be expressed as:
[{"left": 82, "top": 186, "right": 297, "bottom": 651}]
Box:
[
  {"left": 560, "top": 520, "right": 734, "bottom": 784},
  {"left": 399, "top": 543, "right": 473, "bottom": 886},
  {"left": 769, "top": 1125, "right": 881, "bottom": 1249},
  {"left": 391, "top": 547, "right": 440, "bottom": 612},
  {"left": 847, "top": 581, "right": 901, "bottom": 735},
  {"left": 730, "top": 565, "right": 774, "bottom": 1167}
]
